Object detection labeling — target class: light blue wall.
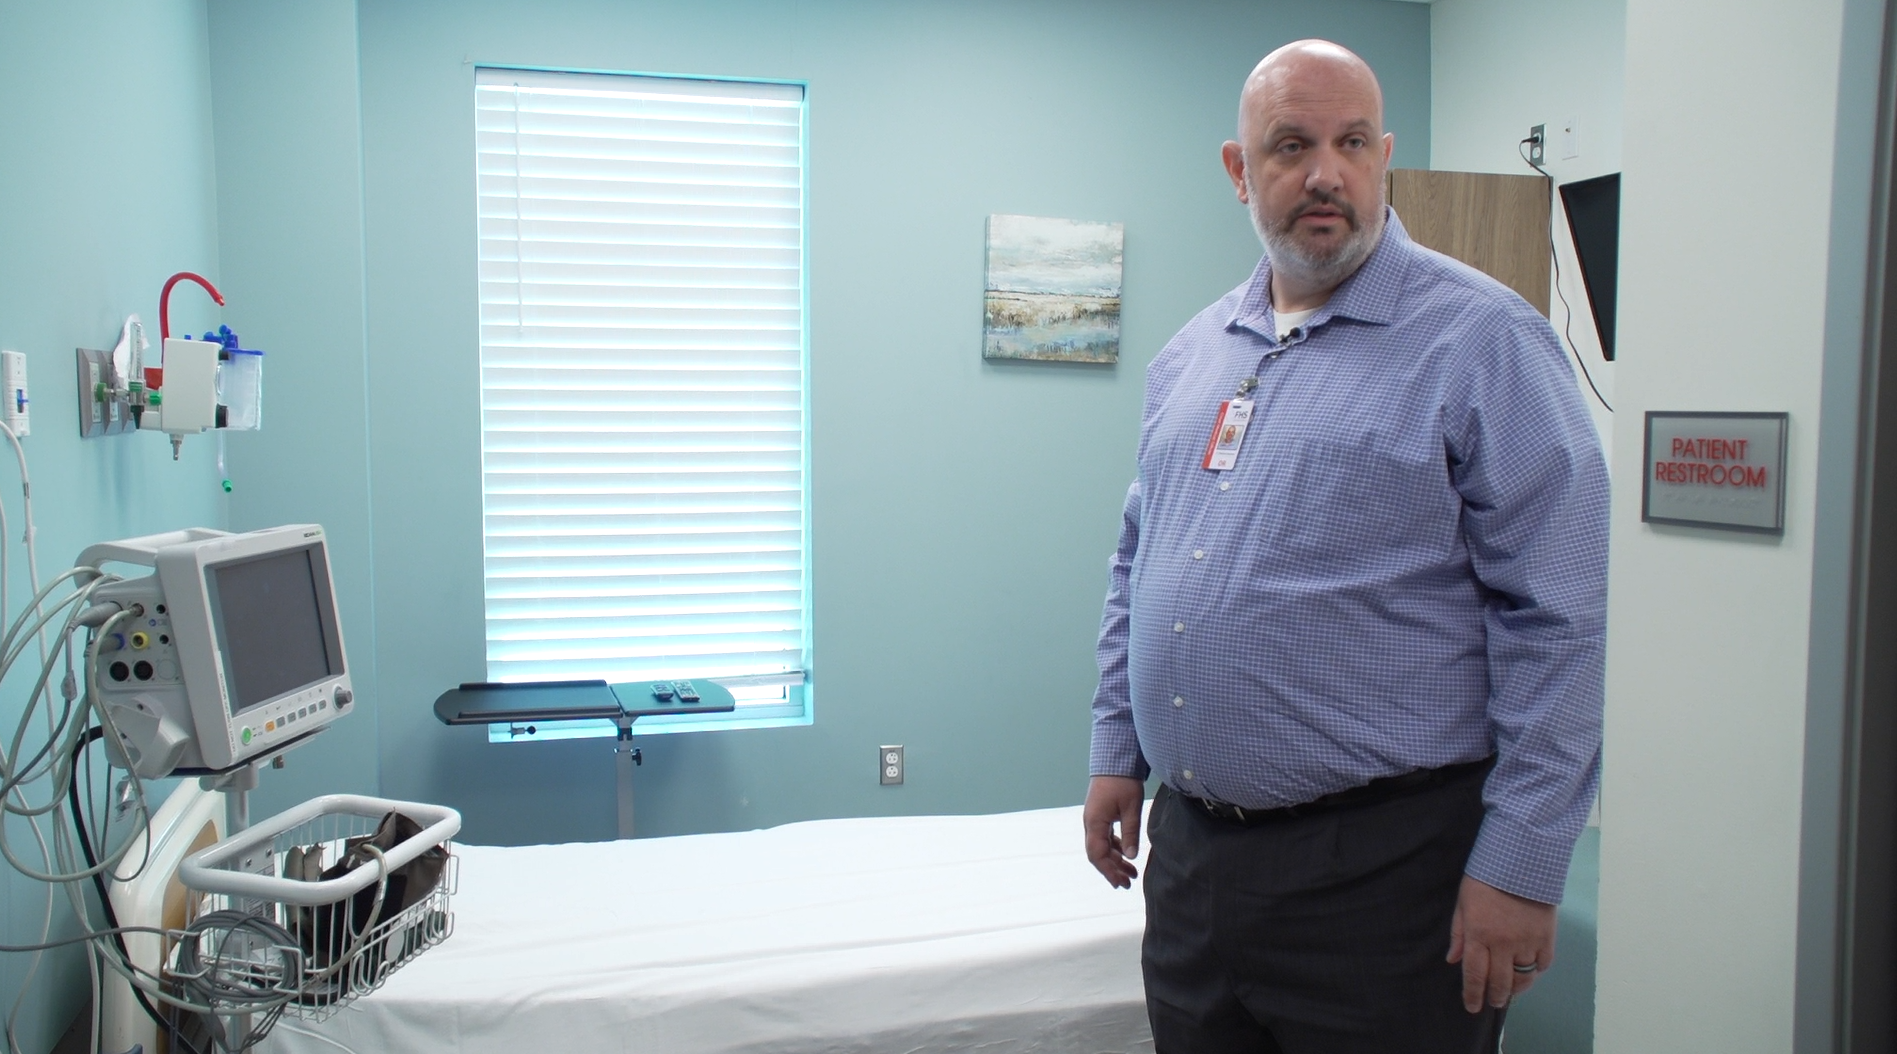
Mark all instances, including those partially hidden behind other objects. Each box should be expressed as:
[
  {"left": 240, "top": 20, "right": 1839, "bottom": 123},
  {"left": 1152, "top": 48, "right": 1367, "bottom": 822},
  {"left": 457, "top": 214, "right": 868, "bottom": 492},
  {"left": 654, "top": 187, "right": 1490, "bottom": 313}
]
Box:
[
  {"left": 206, "top": 0, "right": 381, "bottom": 820},
  {"left": 350, "top": 0, "right": 1431, "bottom": 846},
  {"left": 0, "top": 1, "right": 227, "bottom": 1047},
  {"left": 0, "top": 0, "right": 1436, "bottom": 1043},
  {"left": 209, "top": 0, "right": 1431, "bottom": 847}
]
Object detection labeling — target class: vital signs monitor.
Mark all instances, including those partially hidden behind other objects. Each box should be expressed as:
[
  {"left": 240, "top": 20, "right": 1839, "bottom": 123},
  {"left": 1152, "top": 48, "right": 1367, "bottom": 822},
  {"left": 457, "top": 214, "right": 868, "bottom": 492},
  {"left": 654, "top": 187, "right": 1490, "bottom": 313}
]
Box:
[{"left": 78, "top": 525, "right": 353, "bottom": 776}]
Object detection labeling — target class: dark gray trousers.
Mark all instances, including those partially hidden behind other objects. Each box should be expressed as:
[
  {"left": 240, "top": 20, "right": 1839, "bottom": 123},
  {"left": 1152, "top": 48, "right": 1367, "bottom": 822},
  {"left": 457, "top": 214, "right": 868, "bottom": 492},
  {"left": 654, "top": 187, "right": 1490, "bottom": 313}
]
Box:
[{"left": 1141, "top": 768, "right": 1505, "bottom": 1054}]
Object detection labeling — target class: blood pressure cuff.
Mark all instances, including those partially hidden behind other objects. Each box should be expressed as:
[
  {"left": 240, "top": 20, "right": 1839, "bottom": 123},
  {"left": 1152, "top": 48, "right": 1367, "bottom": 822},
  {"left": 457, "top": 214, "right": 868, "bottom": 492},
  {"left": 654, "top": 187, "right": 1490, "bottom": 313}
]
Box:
[
  {"left": 322, "top": 810, "right": 449, "bottom": 916},
  {"left": 298, "top": 810, "right": 449, "bottom": 972}
]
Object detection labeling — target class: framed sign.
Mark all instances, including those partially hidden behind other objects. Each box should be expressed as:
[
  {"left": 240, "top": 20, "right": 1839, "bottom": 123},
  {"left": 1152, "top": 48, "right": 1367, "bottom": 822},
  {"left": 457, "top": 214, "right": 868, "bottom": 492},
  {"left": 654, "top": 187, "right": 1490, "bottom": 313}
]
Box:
[{"left": 1642, "top": 411, "right": 1788, "bottom": 534}]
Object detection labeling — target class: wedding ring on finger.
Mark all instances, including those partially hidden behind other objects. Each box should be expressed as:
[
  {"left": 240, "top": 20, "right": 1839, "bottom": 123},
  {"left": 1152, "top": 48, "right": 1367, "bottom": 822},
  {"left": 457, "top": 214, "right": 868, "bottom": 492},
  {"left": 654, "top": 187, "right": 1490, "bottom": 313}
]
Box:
[{"left": 1512, "top": 962, "right": 1541, "bottom": 975}]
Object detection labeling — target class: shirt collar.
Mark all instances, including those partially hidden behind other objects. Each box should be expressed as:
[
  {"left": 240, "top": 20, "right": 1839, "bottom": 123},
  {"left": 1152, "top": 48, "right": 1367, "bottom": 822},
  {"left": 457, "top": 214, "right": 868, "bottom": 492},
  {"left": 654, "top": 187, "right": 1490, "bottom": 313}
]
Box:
[{"left": 1228, "top": 207, "right": 1415, "bottom": 340}]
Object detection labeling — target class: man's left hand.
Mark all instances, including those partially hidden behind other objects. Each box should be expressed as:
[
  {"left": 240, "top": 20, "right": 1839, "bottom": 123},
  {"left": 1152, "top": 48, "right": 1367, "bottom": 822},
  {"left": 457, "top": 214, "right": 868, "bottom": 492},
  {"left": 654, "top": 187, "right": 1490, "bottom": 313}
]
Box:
[{"left": 1446, "top": 875, "right": 1557, "bottom": 1013}]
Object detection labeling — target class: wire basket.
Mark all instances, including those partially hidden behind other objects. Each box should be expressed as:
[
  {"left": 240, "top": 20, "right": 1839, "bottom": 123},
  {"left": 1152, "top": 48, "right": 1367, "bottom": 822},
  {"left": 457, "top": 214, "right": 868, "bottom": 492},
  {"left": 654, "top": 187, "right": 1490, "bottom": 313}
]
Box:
[{"left": 174, "top": 794, "right": 461, "bottom": 1022}]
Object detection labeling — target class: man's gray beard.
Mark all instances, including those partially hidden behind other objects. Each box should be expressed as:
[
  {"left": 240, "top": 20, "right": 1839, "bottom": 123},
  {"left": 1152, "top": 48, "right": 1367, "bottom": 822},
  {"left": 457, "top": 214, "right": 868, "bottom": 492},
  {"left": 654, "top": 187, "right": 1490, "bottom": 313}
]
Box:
[{"left": 1250, "top": 192, "right": 1385, "bottom": 290}]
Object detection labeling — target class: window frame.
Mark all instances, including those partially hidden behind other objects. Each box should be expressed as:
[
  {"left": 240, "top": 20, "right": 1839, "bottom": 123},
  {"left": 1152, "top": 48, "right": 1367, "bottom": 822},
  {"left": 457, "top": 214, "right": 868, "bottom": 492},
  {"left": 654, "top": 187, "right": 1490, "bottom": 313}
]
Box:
[{"left": 472, "top": 63, "right": 813, "bottom": 740}]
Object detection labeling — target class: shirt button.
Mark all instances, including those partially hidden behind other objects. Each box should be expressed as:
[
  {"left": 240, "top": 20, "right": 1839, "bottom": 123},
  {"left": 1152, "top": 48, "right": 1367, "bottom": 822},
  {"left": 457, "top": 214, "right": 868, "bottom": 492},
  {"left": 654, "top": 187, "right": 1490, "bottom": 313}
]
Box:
[
  {"left": 1219, "top": 481, "right": 1231, "bottom": 491},
  {"left": 1192, "top": 550, "right": 1204, "bottom": 560},
  {"left": 1183, "top": 769, "right": 1194, "bottom": 780},
  {"left": 1172, "top": 696, "right": 1184, "bottom": 708},
  {"left": 1173, "top": 621, "right": 1185, "bottom": 633}
]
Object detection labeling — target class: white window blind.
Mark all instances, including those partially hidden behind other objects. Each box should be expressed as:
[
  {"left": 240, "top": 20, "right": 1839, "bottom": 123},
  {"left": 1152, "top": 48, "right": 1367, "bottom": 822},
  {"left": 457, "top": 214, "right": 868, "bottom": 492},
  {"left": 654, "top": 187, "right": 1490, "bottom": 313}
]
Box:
[{"left": 475, "top": 67, "right": 807, "bottom": 725}]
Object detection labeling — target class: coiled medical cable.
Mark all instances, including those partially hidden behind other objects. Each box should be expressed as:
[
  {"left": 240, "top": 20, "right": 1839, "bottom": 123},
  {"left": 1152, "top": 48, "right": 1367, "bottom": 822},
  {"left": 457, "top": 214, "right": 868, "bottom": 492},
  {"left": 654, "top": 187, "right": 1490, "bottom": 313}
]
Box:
[
  {"left": 0, "top": 583, "right": 159, "bottom": 1048},
  {"left": 68, "top": 727, "right": 212, "bottom": 1054},
  {"left": 0, "top": 574, "right": 99, "bottom": 797},
  {"left": 0, "top": 422, "right": 171, "bottom": 1053},
  {"left": 0, "top": 608, "right": 148, "bottom": 881},
  {"left": 172, "top": 910, "right": 301, "bottom": 1051}
]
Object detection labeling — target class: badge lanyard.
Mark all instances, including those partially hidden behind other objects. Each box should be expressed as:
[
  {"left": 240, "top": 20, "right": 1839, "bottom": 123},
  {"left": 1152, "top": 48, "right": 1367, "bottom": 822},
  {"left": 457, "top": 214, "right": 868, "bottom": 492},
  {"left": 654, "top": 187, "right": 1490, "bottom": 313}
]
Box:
[
  {"left": 1198, "top": 314, "right": 1305, "bottom": 472},
  {"left": 1202, "top": 338, "right": 1289, "bottom": 473},
  {"left": 1201, "top": 376, "right": 1258, "bottom": 471}
]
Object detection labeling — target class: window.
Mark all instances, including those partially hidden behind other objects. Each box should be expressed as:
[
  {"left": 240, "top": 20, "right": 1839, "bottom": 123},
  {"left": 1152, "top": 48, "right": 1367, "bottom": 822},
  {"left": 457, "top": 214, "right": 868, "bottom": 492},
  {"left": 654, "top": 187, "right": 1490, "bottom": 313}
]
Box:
[{"left": 475, "top": 67, "right": 808, "bottom": 737}]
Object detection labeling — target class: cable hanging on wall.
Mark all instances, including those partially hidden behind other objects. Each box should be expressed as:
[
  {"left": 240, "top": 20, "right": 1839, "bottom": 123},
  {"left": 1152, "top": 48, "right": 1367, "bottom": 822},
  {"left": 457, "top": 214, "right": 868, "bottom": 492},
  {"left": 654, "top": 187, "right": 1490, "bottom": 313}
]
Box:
[{"left": 1519, "top": 136, "right": 1614, "bottom": 414}]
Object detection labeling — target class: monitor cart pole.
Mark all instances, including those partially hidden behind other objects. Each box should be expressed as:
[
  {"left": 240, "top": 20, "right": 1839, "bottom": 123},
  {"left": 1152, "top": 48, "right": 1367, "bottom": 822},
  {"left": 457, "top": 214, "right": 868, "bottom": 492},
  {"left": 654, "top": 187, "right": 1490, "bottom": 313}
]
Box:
[
  {"left": 201, "top": 761, "right": 261, "bottom": 835},
  {"left": 197, "top": 761, "right": 264, "bottom": 1047}
]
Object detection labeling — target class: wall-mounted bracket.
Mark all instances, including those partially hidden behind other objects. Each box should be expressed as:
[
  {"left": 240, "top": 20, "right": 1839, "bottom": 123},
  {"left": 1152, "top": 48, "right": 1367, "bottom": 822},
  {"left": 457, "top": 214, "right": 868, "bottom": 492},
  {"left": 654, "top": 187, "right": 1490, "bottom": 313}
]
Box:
[{"left": 76, "top": 348, "right": 134, "bottom": 438}]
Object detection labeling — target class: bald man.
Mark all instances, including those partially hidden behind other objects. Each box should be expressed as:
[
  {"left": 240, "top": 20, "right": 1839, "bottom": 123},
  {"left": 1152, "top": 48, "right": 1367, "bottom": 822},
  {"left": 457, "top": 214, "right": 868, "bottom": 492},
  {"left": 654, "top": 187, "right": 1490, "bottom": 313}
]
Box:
[{"left": 1082, "top": 41, "right": 1607, "bottom": 1053}]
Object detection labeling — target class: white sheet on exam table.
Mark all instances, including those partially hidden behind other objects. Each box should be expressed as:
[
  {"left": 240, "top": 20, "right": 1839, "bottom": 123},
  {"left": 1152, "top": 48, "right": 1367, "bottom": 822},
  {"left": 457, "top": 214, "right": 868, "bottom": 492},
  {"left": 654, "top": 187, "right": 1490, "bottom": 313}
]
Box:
[{"left": 269, "top": 803, "right": 1152, "bottom": 1054}]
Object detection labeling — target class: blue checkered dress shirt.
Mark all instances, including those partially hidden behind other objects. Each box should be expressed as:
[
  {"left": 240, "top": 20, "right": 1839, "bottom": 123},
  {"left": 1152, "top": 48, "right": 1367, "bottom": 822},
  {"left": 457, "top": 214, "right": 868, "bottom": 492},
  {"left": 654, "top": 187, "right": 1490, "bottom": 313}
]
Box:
[{"left": 1089, "top": 211, "right": 1608, "bottom": 904}]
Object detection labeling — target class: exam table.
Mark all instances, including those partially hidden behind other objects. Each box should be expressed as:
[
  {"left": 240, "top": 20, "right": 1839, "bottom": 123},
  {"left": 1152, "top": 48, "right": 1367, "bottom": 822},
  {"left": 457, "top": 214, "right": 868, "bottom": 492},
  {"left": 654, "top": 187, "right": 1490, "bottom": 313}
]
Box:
[
  {"left": 266, "top": 804, "right": 1155, "bottom": 1054},
  {"left": 258, "top": 810, "right": 1598, "bottom": 1054}
]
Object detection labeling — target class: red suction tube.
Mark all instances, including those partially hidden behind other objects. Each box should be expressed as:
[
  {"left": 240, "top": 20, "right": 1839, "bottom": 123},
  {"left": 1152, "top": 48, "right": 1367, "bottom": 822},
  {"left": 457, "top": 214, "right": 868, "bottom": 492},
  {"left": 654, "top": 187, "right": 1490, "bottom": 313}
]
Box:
[{"left": 158, "top": 271, "right": 225, "bottom": 342}]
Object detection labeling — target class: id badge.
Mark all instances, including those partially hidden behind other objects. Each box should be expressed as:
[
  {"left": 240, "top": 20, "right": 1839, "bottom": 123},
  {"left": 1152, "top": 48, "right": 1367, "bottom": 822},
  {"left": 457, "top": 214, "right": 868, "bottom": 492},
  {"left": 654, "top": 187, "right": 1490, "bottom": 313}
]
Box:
[{"left": 1201, "top": 397, "right": 1255, "bottom": 471}]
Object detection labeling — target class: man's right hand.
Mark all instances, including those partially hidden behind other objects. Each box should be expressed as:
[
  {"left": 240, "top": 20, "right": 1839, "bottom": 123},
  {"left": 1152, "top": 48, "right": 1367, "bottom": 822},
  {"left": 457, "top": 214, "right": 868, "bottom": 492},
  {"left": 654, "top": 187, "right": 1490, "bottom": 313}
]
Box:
[{"left": 1083, "top": 775, "right": 1146, "bottom": 888}]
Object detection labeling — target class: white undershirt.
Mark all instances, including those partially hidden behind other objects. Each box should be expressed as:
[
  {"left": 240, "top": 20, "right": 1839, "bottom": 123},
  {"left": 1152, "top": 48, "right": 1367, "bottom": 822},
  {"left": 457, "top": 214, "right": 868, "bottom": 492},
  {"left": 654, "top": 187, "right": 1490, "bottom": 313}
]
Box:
[{"left": 1274, "top": 306, "right": 1318, "bottom": 341}]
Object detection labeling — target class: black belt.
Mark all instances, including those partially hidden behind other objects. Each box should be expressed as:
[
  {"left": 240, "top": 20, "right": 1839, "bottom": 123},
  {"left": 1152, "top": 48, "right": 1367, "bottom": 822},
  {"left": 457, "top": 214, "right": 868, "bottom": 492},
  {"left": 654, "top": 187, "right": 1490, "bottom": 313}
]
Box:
[{"left": 1175, "top": 756, "right": 1495, "bottom": 827}]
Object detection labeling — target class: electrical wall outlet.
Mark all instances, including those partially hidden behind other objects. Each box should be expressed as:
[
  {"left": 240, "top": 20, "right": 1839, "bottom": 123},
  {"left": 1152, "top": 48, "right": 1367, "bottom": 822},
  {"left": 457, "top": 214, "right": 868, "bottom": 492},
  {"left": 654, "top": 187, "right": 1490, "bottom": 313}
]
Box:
[
  {"left": 1528, "top": 124, "right": 1546, "bottom": 166},
  {"left": 880, "top": 744, "right": 904, "bottom": 785}
]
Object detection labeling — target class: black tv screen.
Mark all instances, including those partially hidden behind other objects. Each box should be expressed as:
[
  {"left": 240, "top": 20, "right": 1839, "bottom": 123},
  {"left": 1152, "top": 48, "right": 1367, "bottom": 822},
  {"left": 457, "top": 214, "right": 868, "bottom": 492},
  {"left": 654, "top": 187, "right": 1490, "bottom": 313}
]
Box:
[{"left": 1559, "top": 173, "right": 1621, "bottom": 361}]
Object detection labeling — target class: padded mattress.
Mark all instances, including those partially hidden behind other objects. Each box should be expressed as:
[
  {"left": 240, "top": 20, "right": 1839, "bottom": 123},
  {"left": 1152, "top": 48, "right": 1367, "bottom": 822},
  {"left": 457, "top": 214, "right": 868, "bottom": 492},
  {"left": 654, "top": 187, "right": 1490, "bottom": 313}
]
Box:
[{"left": 269, "top": 804, "right": 1152, "bottom": 1054}]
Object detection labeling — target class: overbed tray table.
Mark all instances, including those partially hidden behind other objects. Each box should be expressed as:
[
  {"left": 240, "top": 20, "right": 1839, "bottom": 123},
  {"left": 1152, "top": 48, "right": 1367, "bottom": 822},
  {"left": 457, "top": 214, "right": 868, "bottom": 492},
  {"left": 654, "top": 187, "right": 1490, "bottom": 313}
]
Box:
[{"left": 433, "top": 679, "right": 735, "bottom": 837}]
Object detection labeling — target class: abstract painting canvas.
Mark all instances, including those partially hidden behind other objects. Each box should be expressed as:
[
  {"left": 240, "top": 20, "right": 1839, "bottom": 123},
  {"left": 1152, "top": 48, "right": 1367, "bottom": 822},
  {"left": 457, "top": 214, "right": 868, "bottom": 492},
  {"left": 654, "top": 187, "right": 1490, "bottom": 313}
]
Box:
[{"left": 983, "top": 214, "right": 1124, "bottom": 363}]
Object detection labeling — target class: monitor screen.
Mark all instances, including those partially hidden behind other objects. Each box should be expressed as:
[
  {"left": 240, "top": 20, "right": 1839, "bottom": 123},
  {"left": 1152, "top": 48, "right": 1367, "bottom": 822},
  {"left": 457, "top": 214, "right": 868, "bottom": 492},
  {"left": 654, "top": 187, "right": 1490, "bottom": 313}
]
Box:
[
  {"left": 207, "top": 546, "right": 336, "bottom": 715},
  {"left": 1559, "top": 173, "right": 1621, "bottom": 361}
]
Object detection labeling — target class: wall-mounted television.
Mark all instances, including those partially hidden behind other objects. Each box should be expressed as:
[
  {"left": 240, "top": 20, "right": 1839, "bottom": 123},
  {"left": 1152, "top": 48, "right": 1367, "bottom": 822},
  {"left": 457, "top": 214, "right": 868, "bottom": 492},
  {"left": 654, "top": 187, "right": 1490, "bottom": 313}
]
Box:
[{"left": 1559, "top": 173, "right": 1621, "bottom": 361}]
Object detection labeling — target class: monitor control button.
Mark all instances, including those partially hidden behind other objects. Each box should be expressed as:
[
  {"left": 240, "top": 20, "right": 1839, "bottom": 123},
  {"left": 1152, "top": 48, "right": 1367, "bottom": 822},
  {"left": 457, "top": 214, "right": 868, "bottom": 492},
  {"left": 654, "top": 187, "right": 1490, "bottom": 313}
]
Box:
[
  {"left": 334, "top": 687, "right": 353, "bottom": 707},
  {"left": 241, "top": 727, "right": 253, "bottom": 745}
]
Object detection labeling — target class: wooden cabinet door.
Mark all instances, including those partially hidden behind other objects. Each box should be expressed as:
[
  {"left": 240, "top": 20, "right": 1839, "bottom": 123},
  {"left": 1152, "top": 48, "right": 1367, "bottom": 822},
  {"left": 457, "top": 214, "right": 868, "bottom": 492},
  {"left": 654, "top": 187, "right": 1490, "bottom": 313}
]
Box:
[{"left": 1386, "top": 168, "right": 1551, "bottom": 317}]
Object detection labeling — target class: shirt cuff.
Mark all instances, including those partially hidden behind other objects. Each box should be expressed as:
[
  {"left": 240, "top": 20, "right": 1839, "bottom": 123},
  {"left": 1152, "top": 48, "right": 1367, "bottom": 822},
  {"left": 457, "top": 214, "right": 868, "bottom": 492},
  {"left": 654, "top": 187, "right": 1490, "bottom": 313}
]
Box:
[
  {"left": 1463, "top": 809, "right": 1581, "bottom": 905},
  {"left": 1089, "top": 728, "right": 1150, "bottom": 782}
]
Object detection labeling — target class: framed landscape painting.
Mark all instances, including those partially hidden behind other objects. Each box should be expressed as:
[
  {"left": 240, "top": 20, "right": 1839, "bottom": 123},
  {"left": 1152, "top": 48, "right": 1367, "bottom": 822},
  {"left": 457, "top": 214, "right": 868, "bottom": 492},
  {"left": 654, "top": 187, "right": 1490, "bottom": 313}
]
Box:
[{"left": 983, "top": 214, "right": 1124, "bottom": 363}]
